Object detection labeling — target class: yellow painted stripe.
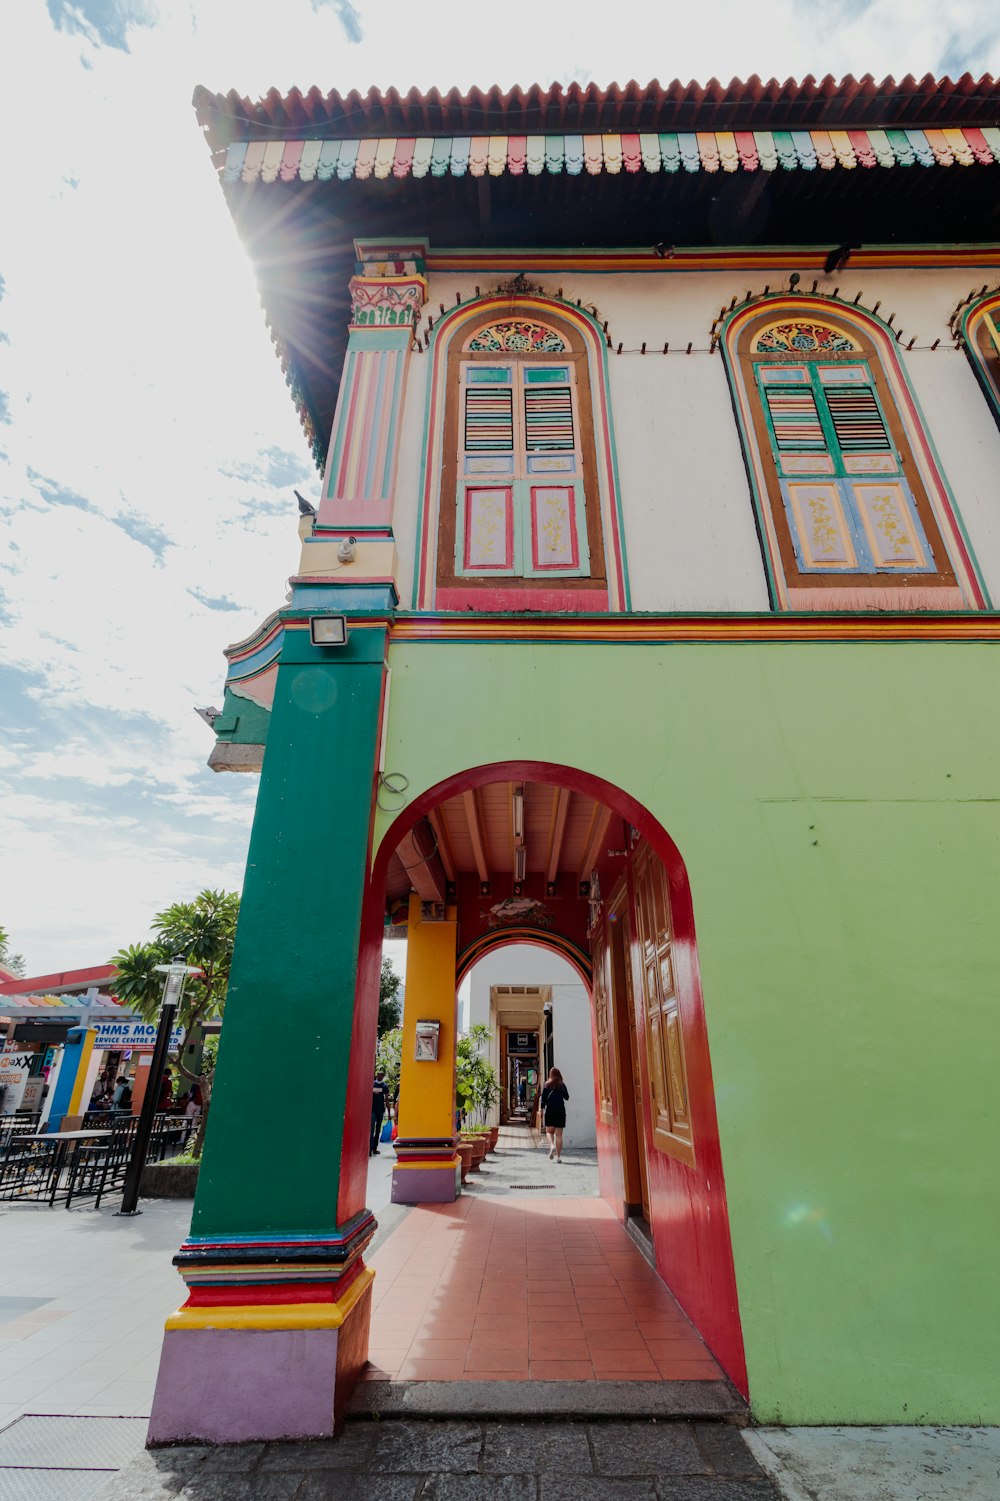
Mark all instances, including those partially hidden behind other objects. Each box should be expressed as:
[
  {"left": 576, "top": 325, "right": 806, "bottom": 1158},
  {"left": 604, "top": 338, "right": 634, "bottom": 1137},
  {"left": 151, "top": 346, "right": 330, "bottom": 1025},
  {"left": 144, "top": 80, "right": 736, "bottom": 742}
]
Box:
[
  {"left": 67, "top": 1031, "right": 97, "bottom": 1116},
  {"left": 392, "top": 1158, "right": 461, "bottom": 1170},
  {"left": 165, "top": 1268, "right": 375, "bottom": 1333},
  {"left": 389, "top": 617, "right": 1000, "bottom": 644}
]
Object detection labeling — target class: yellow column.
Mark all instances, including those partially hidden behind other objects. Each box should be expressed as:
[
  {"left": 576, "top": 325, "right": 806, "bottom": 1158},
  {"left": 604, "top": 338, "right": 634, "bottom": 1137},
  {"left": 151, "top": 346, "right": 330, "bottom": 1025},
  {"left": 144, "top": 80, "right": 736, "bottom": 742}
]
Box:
[{"left": 391, "top": 893, "right": 461, "bottom": 1204}]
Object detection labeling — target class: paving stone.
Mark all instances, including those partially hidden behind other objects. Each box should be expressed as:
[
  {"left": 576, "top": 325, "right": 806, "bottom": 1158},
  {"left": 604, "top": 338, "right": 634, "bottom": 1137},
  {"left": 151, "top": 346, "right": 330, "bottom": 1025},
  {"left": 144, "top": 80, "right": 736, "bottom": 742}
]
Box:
[
  {"left": 540, "top": 1478, "right": 656, "bottom": 1501},
  {"left": 175, "top": 1475, "right": 302, "bottom": 1501},
  {"left": 656, "top": 1480, "right": 779, "bottom": 1501},
  {"left": 258, "top": 1428, "right": 376, "bottom": 1470},
  {"left": 370, "top": 1421, "right": 482, "bottom": 1474},
  {"left": 481, "top": 1420, "right": 592, "bottom": 1474},
  {"left": 199, "top": 1443, "right": 265, "bottom": 1473},
  {"left": 589, "top": 1422, "right": 707, "bottom": 1476},
  {"left": 298, "top": 1475, "right": 423, "bottom": 1501},
  {"left": 421, "top": 1476, "right": 538, "bottom": 1501},
  {"left": 691, "top": 1425, "right": 763, "bottom": 1476}
]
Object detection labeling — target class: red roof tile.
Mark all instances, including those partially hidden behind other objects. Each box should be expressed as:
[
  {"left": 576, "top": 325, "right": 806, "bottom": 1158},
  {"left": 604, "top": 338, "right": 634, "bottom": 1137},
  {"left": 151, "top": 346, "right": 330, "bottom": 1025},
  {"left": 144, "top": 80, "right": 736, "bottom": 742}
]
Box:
[{"left": 194, "top": 74, "right": 1000, "bottom": 149}]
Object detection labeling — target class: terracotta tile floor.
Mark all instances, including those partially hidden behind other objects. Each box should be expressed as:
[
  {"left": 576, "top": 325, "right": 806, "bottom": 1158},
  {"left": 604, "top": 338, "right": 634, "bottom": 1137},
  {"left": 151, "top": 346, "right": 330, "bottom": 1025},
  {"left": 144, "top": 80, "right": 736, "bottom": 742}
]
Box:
[{"left": 366, "top": 1194, "right": 723, "bottom": 1383}]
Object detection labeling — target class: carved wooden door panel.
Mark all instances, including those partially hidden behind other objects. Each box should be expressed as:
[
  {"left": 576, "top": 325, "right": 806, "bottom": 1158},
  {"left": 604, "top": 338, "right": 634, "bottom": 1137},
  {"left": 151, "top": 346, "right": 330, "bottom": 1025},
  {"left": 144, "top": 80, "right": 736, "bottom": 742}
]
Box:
[{"left": 633, "top": 843, "right": 695, "bottom": 1166}]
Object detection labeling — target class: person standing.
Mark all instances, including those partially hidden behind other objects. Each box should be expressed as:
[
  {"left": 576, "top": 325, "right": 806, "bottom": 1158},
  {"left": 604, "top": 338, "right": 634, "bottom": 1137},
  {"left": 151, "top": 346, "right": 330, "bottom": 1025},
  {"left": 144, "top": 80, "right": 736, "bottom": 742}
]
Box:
[
  {"left": 371, "top": 1069, "right": 390, "bottom": 1156},
  {"left": 540, "top": 1067, "right": 569, "bottom": 1162}
]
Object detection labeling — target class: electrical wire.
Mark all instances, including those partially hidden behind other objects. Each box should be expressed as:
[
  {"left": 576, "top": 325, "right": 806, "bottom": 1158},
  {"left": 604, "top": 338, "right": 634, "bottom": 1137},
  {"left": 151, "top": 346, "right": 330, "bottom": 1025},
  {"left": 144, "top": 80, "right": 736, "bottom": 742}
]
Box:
[{"left": 377, "top": 770, "right": 410, "bottom": 813}]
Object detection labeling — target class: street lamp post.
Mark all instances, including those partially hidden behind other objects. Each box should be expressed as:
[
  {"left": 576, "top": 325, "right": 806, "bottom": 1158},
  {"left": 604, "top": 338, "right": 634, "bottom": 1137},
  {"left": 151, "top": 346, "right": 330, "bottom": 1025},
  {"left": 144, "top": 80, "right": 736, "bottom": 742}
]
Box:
[{"left": 117, "top": 957, "right": 202, "bottom": 1217}]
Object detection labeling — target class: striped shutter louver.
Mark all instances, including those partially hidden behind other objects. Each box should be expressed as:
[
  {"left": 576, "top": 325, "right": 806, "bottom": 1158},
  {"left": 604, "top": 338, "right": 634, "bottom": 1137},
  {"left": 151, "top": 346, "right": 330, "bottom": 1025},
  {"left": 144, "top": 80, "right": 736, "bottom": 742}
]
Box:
[
  {"left": 763, "top": 387, "right": 826, "bottom": 451},
  {"left": 465, "top": 386, "right": 513, "bottom": 451},
  {"left": 824, "top": 385, "right": 892, "bottom": 452},
  {"left": 524, "top": 385, "right": 575, "bottom": 451}
]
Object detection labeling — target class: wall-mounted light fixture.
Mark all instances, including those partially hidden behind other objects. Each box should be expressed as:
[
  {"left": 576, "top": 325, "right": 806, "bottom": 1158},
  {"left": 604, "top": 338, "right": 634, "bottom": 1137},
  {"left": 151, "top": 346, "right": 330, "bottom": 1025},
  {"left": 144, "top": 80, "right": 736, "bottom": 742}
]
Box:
[
  {"left": 514, "top": 845, "right": 527, "bottom": 883},
  {"left": 310, "top": 615, "right": 349, "bottom": 647}
]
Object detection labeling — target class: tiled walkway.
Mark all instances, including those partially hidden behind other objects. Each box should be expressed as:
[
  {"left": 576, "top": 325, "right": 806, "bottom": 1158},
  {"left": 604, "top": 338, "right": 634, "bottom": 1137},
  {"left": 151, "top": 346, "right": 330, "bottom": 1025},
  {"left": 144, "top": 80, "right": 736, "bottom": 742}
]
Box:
[{"left": 366, "top": 1162, "right": 723, "bottom": 1384}]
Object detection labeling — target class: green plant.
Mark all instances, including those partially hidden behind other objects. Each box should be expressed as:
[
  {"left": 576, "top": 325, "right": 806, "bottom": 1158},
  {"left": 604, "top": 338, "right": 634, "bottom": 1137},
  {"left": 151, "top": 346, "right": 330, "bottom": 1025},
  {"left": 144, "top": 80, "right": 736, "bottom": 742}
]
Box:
[
  {"left": 376, "top": 1027, "right": 403, "bottom": 1098},
  {"left": 456, "top": 1023, "right": 500, "bottom": 1127}
]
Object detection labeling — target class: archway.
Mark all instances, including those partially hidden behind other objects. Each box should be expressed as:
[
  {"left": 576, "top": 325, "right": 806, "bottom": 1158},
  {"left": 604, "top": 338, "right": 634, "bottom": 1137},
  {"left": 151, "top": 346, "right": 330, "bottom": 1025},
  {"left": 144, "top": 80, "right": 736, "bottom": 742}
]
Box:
[{"left": 340, "top": 761, "right": 749, "bottom": 1395}]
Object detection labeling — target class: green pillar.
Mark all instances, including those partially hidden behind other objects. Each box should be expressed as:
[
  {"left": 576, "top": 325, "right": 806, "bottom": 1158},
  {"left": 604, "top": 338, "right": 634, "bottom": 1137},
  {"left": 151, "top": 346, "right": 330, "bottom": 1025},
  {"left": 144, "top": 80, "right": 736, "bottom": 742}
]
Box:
[
  {"left": 148, "top": 614, "right": 387, "bottom": 1444},
  {"left": 194, "top": 618, "right": 385, "bottom": 1233}
]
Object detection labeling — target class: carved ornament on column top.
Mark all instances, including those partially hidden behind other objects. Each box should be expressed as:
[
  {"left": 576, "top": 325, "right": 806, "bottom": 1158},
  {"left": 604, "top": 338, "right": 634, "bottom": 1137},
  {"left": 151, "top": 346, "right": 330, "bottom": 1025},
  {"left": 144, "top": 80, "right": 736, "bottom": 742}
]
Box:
[{"left": 349, "top": 246, "right": 428, "bottom": 330}]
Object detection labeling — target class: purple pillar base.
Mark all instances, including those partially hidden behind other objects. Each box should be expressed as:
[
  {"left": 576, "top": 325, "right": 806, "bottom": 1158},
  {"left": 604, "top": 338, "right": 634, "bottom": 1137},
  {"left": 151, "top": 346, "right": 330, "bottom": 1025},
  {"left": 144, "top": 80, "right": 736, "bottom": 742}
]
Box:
[
  {"left": 391, "top": 1160, "right": 461, "bottom": 1204},
  {"left": 148, "top": 1327, "right": 340, "bottom": 1445}
]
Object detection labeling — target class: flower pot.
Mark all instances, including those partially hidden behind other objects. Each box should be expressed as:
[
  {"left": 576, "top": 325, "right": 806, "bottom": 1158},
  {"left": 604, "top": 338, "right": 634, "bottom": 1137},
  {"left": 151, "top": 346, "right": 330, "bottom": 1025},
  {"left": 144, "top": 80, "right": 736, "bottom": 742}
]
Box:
[
  {"left": 457, "top": 1140, "right": 474, "bottom": 1181},
  {"left": 488, "top": 1126, "right": 500, "bottom": 1153},
  {"left": 464, "top": 1135, "right": 488, "bottom": 1172}
]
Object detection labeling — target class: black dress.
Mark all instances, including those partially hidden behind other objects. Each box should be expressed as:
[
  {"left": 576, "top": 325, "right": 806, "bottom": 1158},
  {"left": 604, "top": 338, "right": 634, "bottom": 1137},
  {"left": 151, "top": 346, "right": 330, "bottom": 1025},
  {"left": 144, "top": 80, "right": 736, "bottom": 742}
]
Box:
[{"left": 540, "top": 1083, "right": 569, "bottom": 1127}]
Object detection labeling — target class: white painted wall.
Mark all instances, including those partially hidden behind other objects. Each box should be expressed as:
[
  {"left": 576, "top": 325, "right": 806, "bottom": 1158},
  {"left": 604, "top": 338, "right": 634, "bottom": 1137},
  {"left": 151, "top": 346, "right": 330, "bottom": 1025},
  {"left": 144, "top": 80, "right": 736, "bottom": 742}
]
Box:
[
  {"left": 389, "top": 264, "right": 1000, "bottom": 611},
  {"left": 465, "top": 944, "right": 597, "bottom": 1148}
]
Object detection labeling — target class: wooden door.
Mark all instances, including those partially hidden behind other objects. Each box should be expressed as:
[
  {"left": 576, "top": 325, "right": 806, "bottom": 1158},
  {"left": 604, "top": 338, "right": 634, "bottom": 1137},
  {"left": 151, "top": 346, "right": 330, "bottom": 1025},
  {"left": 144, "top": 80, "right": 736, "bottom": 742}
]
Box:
[{"left": 608, "top": 880, "right": 650, "bottom": 1219}]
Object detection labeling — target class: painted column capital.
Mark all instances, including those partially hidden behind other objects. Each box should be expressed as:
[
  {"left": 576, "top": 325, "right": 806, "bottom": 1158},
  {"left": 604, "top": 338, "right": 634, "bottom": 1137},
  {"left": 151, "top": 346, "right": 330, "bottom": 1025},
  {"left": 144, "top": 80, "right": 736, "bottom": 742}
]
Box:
[
  {"left": 348, "top": 272, "right": 427, "bottom": 331},
  {"left": 349, "top": 239, "right": 429, "bottom": 331}
]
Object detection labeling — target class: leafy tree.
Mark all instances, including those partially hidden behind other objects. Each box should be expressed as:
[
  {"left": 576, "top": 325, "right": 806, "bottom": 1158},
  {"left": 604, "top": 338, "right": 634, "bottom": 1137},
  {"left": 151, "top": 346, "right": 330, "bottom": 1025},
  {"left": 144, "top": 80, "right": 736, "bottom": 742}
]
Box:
[
  {"left": 110, "top": 890, "right": 239, "bottom": 1158},
  {"left": 375, "top": 1027, "right": 403, "bottom": 1098},
  {"left": 378, "top": 956, "right": 402, "bottom": 1036},
  {"left": 0, "top": 925, "right": 26, "bottom": 978}
]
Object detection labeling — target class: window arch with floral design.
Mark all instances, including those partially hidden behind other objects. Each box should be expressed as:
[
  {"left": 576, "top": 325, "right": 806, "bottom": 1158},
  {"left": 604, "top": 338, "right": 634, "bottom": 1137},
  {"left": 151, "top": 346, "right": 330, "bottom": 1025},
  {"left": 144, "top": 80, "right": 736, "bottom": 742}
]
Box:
[
  {"left": 722, "top": 301, "right": 985, "bottom": 610},
  {"left": 416, "top": 301, "right": 628, "bottom": 611}
]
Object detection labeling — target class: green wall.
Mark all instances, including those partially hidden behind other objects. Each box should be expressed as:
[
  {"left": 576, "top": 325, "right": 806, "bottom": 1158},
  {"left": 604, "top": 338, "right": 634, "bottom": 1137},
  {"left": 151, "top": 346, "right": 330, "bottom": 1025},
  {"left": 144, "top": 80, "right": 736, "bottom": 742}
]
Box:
[{"left": 376, "top": 638, "right": 1000, "bottom": 1424}]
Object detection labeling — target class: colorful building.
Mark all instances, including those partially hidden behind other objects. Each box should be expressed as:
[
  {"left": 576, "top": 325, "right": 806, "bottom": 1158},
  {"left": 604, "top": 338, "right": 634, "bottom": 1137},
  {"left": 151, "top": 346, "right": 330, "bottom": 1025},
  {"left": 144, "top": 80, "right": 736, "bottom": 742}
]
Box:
[{"left": 149, "top": 74, "right": 1000, "bottom": 1442}]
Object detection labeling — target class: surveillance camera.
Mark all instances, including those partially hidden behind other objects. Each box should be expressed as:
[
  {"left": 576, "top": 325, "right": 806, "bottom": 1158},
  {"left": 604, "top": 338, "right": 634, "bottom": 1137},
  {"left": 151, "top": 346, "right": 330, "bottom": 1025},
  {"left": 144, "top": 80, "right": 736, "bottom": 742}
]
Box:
[{"left": 338, "top": 535, "right": 357, "bottom": 563}]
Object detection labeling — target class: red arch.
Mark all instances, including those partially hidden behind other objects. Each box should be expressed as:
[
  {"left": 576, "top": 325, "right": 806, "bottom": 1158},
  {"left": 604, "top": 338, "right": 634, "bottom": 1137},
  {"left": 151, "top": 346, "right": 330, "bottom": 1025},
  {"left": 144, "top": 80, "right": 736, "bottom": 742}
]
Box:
[
  {"left": 340, "top": 759, "right": 749, "bottom": 1397},
  {"left": 456, "top": 926, "right": 593, "bottom": 988}
]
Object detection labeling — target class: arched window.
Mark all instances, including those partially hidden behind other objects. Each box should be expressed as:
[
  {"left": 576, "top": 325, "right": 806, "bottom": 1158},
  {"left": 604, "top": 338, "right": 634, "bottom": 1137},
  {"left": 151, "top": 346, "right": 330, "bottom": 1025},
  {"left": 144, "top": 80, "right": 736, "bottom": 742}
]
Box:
[
  {"left": 960, "top": 291, "right": 1000, "bottom": 430},
  {"left": 723, "top": 302, "right": 982, "bottom": 609},
  {"left": 422, "top": 303, "right": 623, "bottom": 611}
]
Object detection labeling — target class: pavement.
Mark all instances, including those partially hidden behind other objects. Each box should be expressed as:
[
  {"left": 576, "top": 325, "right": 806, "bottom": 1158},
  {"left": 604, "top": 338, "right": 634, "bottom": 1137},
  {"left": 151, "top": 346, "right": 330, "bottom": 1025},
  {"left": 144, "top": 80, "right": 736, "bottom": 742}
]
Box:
[{"left": 1, "top": 1145, "right": 998, "bottom": 1499}]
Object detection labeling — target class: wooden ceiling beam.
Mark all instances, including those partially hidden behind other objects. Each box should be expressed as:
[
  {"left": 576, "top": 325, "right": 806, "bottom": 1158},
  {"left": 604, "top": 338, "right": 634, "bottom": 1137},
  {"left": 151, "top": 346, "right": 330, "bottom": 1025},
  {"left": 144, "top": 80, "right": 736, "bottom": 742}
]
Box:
[
  {"left": 545, "top": 787, "right": 571, "bottom": 885},
  {"left": 578, "top": 804, "right": 614, "bottom": 884},
  {"left": 427, "top": 807, "right": 457, "bottom": 884},
  {"left": 462, "top": 789, "right": 490, "bottom": 883},
  {"left": 395, "top": 818, "right": 447, "bottom": 902}
]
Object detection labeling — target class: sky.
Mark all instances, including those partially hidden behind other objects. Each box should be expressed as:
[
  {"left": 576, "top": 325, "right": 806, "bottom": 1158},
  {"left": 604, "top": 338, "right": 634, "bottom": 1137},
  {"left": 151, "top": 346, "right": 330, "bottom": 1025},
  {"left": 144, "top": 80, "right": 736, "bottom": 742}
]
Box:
[{"left": 2, "top": 0, "right": 1000, "bottom": 977}]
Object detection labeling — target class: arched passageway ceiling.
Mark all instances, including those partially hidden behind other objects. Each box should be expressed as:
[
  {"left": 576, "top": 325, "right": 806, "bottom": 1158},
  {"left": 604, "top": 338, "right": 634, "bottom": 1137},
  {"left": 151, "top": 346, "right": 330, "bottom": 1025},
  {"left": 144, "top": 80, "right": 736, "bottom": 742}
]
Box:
[{"left": 385, "top": 778, "right": 615, "bottom": 906}]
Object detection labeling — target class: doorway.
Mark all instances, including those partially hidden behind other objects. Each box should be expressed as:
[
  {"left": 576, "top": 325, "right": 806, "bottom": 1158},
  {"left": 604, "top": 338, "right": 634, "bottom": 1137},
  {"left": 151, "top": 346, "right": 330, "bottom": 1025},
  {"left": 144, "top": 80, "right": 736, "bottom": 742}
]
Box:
[{"left": 351, "top": 760, "right": 749, "bottom": 1397}]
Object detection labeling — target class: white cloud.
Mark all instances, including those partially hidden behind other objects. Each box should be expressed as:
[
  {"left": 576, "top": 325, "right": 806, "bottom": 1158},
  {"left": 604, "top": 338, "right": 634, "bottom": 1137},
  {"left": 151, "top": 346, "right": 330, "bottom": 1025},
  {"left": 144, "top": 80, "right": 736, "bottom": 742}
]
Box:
[{"left": 2, "top": 0, "right": 998, "bottom": 972}]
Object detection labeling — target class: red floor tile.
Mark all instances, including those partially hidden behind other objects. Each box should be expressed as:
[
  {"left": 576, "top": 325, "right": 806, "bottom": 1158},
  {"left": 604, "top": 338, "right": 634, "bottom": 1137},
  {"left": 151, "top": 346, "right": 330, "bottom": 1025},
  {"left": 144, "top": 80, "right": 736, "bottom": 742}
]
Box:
[
  {"left": 654, "top": 1359, "right": 722, "bottom": 1380},
  {"left": 398, "top": 1358, "right": 469, "bottom": 1381},
  {"left": 590, "top": 1352, "right": 660, "bottom": 1377},
  {"left": 529, "top": 1360, "right": 596, "bottom": 1380},
  {"left": 584, "top": 1327, "right": 649, "bottom": 1352},
  {"left": 368, "top": 1189, "right": 723, "bottom": 1387}
]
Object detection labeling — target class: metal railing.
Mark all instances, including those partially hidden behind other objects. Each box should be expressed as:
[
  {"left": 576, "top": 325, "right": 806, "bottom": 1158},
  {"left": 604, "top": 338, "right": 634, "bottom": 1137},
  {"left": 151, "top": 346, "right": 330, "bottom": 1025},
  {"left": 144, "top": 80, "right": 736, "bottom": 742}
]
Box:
[{"left": 0, "top": 1111, "right": 196, "bottom": 1208}]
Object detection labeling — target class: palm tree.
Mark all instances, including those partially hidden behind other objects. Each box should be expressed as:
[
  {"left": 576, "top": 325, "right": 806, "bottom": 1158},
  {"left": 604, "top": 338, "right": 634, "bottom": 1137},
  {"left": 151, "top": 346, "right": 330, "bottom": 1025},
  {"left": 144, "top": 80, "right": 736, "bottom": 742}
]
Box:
[{"left": 111, "top": 890, "right": 238, "bottom": 1156}]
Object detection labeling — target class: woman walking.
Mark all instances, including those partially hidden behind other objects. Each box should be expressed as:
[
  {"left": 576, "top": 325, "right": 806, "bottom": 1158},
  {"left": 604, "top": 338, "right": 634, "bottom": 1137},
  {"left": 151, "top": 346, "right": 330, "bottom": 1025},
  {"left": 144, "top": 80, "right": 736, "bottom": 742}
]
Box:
[{"left": 539, "top": 1067, "right": 569, "bottom": 1162}]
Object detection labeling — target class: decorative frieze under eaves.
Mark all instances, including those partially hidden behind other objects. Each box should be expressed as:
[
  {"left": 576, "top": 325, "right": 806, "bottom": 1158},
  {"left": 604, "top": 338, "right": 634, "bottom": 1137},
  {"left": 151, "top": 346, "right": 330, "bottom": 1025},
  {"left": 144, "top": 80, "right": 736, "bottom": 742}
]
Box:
[{"left": 223, "top": 126, "right": 1000, "bottom": 184}]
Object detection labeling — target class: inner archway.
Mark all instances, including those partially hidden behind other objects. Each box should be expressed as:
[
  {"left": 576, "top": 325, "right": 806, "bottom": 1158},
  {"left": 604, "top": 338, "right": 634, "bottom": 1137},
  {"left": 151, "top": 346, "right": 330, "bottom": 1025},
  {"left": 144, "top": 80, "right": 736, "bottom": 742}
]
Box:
[{"left": 346, "top": 761, "right": 749, "bottom": 1398}]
